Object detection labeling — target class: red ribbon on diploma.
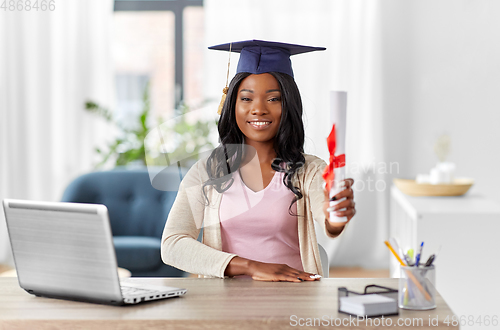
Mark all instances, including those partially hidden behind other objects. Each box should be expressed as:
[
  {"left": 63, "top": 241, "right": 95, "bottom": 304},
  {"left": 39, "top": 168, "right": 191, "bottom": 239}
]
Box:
[{"left": 322, "top": 124, "right": 346, "bottom": 192}]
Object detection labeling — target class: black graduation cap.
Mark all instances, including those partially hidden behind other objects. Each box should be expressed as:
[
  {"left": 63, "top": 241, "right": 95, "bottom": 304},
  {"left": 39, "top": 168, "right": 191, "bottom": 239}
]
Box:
[{"left": 208, "top": 39, "right": 326, "bottom": 78}]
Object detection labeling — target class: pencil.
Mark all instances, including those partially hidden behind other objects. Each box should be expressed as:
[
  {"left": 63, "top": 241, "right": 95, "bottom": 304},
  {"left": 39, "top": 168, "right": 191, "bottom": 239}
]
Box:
[{"left": 384, "top": 241, "right": 405, "bottom": 266}]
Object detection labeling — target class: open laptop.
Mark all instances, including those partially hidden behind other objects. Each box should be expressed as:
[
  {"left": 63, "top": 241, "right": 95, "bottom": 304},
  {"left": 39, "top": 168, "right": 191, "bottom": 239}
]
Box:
[{"left": 2, "top": 199, "right": 187, "bottom": 305}]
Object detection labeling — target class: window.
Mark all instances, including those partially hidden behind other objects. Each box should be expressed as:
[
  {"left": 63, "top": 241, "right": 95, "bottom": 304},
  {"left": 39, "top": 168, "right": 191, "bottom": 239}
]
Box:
[
  {"left": 112, "top": 11, "right": 175, "bottom": 123},
  {"left": 113, "top": 0, "right": 204, "bottom": 121}
]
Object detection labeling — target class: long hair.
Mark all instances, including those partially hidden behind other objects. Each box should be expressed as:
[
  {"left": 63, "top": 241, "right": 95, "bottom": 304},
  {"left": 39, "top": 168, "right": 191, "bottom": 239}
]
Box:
[{"left": 202, "top": 72, "right": 306, "bottom": 214}]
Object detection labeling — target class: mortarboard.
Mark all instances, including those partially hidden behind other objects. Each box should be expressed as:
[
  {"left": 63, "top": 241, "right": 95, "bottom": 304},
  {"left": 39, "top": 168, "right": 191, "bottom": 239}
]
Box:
[
  {"left": 209, "top": 40, "right": 326, "bottom": 114},
  {"left": 209, "top": 40, "right": 326, "bottom": 78}
]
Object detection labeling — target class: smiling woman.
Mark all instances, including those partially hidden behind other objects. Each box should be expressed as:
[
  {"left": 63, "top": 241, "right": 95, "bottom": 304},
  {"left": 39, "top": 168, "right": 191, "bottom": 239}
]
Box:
[{"left": 161, "top": 40, "right": 357, "bottom": 282}]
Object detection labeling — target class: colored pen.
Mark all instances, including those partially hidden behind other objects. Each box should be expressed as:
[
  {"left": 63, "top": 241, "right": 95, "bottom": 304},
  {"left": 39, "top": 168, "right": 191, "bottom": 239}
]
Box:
[
  {"left": 424, "top": 245, "right": 441, "bottom": 267},
  {"left": 424, "top": 254, "right": 435, "bottom": 267},
  {"left": 415, "top": 242, "right": 424, "bottom": 267}
]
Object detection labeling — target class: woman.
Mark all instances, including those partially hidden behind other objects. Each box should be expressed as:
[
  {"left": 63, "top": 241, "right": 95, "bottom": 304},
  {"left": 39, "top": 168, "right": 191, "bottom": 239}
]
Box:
[{"left": 161, "top": 40, "right": 356, "bottom": 282}]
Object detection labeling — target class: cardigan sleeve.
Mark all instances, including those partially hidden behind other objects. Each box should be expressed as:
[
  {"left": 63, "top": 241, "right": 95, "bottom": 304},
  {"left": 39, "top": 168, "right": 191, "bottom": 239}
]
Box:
[
  {"left": 304, "top": 156, "right": 349, "bottom": 238},
  {"left": 161, "top": 161, "right": 237, "bottom": 278}
]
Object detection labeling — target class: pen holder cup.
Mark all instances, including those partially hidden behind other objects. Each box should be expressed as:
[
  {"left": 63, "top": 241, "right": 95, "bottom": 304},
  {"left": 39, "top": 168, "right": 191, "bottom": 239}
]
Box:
[{"left": 399, "top": 265, "right": 436, "bottom": 310}]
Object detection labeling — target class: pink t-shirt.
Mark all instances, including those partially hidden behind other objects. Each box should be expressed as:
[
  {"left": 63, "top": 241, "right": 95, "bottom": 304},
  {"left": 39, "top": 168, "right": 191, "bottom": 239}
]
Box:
[{"left": 220, "top": 169, "right": 303, "bottom": 271}]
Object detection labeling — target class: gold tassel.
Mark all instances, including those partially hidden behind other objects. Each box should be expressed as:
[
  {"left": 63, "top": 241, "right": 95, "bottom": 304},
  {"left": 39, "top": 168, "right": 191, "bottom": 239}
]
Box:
[
  {"left": 217, "top": 42, "right": 232, "bottom": 115},
  {"left": 218, "top": 87, "right": 229, "bottom": 115}
]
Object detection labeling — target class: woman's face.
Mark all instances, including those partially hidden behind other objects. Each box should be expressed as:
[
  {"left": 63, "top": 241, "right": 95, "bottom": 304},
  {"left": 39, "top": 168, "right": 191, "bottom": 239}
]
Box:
[{"left": 235, "top": 73, "right": 282, "bottom": 146}]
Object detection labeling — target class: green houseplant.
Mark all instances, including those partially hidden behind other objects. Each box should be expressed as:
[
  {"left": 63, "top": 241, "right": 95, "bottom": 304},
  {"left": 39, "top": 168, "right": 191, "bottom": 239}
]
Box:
[{"left": 85, "top": 86, "right": 216, "bottom": 168}]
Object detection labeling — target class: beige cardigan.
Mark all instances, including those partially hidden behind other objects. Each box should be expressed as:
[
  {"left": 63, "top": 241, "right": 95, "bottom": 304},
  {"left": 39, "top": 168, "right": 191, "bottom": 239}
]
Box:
[{"left": 161, "top": 153, "right": 344, "bottom": 278}]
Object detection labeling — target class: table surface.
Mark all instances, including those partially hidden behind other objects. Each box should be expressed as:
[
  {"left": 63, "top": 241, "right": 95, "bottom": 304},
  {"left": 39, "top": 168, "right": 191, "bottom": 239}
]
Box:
[{"left": 0, "top": 277, "right": 457, "bottom": 329}]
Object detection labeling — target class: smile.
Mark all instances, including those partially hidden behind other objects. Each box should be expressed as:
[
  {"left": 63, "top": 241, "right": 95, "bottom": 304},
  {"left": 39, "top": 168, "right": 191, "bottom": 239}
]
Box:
[{"left": 248, "top": 121, "right": 271, "bottom": 129}]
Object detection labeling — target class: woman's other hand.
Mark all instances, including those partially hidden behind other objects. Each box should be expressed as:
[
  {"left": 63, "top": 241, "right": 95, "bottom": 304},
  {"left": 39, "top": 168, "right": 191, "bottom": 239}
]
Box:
[
  {"left": 322, "top": 178, "right": 355, "bottom": 236},
  {"left": 225, "top": 257, "right": 321, "bottom": 282}
]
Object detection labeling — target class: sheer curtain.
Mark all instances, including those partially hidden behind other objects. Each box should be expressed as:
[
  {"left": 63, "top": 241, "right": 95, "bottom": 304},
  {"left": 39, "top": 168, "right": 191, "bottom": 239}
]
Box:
[
  {"left": 326, "top": 1, "right": 388, "bottom": 269},
  {"left": 0, "top": 0, "right": 114, "bottom": 265},
  {"left": 204, "top": 0, "right": 388, "bottom": 268}
]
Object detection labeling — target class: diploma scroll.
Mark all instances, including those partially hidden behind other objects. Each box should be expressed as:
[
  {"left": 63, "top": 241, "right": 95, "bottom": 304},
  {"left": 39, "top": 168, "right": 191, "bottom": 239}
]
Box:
[{"left": 325, "top": 91, "right": 347, "bottom": 223}]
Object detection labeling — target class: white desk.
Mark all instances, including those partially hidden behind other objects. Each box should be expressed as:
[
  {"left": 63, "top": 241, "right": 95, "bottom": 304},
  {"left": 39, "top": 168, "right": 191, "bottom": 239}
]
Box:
[{"left": 390, "top": 186, "right": 500, "bottom": 327}]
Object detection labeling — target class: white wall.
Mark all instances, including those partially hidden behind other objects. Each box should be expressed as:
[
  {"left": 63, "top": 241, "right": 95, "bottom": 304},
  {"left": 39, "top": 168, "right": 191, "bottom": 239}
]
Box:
[{"left": 381, "top": 0, "right": 500, "bottom": 202}]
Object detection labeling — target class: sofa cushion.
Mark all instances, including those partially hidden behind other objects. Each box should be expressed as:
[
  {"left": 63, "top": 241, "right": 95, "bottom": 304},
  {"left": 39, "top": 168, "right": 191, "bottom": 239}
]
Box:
[
  {"left": 113, "top": 236, "right": 162, "bottom": 272},
  {"left": 61, "top": 169, "right": 179, "bottom": 238}
]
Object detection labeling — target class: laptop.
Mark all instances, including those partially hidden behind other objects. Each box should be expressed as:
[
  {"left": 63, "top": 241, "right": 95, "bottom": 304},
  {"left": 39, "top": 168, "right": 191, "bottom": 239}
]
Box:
[{"left": 2, "top": 199, "right": 187, "bottom": 305}]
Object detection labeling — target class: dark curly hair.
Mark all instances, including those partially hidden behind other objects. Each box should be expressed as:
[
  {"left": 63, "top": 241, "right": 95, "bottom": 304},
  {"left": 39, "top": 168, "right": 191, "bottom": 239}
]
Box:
[{"left": 202, "top": 72, "right": 306, "bottom": 214}]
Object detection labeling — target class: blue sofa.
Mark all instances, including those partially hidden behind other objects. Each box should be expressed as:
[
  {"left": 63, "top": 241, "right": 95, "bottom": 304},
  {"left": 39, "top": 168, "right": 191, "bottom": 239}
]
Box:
[{"left": 61, "top": 167, "right": 187, "bottom": 277}]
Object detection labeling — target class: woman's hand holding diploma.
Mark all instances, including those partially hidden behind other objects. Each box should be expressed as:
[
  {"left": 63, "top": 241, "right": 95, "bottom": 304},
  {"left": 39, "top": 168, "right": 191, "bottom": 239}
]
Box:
[{"left": 323, "top": 178, "right": 355, "bottom": 237}]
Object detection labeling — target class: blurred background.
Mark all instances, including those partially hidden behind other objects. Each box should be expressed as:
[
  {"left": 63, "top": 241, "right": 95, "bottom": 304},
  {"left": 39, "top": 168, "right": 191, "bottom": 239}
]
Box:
[{"left": 1, "top": 0, "right": 500, "bottom": 317}]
